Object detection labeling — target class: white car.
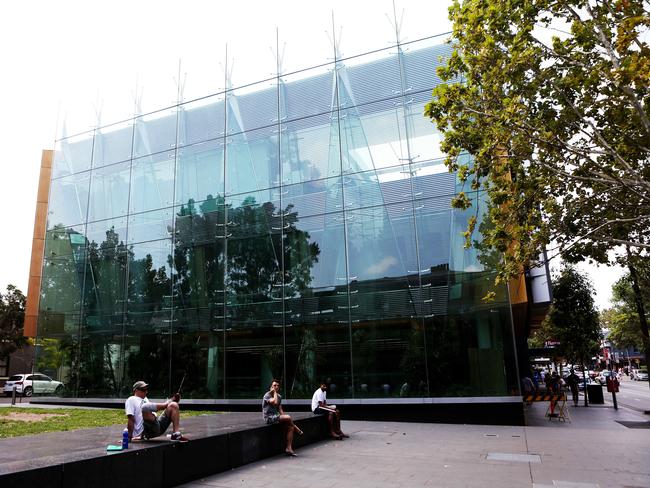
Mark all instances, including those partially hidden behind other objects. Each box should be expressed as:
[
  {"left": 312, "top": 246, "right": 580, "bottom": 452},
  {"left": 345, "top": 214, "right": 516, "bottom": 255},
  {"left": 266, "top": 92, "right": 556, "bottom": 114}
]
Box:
[
  {"left": 632, "top": 368, "right": 648, "bottom": 381},
  {"left": 3, "top": 373, "right": 65, "bottom": 397}
]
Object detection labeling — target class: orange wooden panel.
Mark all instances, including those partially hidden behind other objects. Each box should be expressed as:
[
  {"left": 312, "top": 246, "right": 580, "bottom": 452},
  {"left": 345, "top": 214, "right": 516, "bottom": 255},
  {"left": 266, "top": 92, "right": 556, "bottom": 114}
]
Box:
[
  {"left": 37, "top": 165, "right": 52, "bottom": 203},
  {"left": 41, "top": 149, "right": 53, "bottom": 169},
  {"left": 24, "top": 315, "right": 38, "bottom": 338},
  {"left": 26, "top": 274, "right": 42, "bottom": 314},
  {"left": 509, "top": 273, "right": 528, "bottom": 305},
  {"left": 33, "top": 202, "right": 48, "bottom": 239},
  {"left": 29, "top": 238, "right": 45, "bottom": 277}
]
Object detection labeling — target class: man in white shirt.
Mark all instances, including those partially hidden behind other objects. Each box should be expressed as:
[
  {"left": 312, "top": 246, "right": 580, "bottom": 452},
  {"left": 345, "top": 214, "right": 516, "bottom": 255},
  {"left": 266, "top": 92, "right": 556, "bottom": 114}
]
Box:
[
  {"left": 311, "top": 382, "right": 348, "bottom": 439},
  {"left": 125, "top": 380, "right": 189, "bottom": 442}
]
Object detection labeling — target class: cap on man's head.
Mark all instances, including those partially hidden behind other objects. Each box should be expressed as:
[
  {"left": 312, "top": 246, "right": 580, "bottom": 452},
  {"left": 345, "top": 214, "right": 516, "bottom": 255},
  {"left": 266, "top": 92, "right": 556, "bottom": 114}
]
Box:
[{"left": 133, "top": 381, "right": 149, "bottom": 391}]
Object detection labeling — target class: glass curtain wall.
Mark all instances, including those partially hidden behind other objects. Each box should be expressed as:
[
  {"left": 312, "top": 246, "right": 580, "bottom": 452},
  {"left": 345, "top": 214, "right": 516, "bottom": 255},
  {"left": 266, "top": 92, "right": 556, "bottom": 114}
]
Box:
[{"left": 35, "top": 35, "right": 518, "bottom": 400}]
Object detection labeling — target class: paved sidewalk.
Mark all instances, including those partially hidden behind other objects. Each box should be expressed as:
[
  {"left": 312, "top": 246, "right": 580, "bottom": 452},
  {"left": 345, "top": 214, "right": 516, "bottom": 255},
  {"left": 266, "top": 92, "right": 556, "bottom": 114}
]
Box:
[{"left": 180, "top": 402, "right": 650, "bottom": 488}]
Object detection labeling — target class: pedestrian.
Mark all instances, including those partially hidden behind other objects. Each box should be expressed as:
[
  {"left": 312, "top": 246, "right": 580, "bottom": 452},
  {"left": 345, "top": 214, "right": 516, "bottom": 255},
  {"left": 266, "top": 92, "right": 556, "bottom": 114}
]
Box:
[
  {"left": 547, "top": 371, "right": 561, "bottom": 416},
  {"left": 566, "top": 370, "right": 580, "bottom": 406},
  {"left": 262, "top": 379, "right": 303, "bottom": 457},
  {"left": 125, "top": 381, "right": 189, "bottom": 442}
]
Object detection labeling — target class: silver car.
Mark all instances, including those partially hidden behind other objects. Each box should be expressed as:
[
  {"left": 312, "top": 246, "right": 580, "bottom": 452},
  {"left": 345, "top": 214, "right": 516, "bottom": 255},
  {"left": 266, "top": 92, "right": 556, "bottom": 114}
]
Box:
[{"left": 3, "top": 373, "right": 65, "bottom": 397}]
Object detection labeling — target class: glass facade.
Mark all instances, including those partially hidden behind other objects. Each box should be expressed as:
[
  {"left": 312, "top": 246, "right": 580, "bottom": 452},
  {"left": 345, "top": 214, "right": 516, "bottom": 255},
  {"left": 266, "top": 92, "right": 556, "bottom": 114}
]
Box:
[{"left": 35, "top": 36, "right": 519, "bottom": 401}]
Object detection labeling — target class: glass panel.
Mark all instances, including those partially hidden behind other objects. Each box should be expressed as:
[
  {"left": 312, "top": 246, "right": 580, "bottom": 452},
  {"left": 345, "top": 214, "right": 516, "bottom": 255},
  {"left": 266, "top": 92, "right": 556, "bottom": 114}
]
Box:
[
  {"left": 128, "top": 207, "right": 174, "bottom": 244},
  {"left": 86, "top": 217, "right": 128, "bottom": 249},
  {"left": 83, "top": 242, "right": 129, "bottom": 335},
  {"left": 92, "top": 120, "right": 134, "bottom": 168},
  {"left": 170, "top": 200, "right": 227, "bottom": 398},
  {"left": 339, "top": 51, "right": 401, "bottom": 109},
  {"left": 53, "top": 131, "right": 94, "bottom": 178},
  {"left": 173, "top": 201, "right": 226, "bottom": 330},
  {"left": 48, "top": 171, "right": 91, "bottom": 228},
  {"left": 226, "top": 80, "right": 277, "bottom": 135},
  {"left": 178, "top": 94, "right": 225, "bottom": 147},
  {"left": 339, "top": 101, "right": 407, "bottom": 175},
  {"left": 401, "top": 41, "right": 454, "bottom": 103},
  {"left": 284, "top": 212, "right": 352, "bottom": 398},
  {"left": 346, "top": 204, "right": 424, "bottom": 397},
  {"left": 226, "top": 125, "right": 279, "bottom": 195},
  {"left": 283, "top": 176, "right": 343, "bottom": 218},
  {"left": 133, "top": 107, "right": 178, "bottom": 158},
  {"left": 281, "top": 113, "right": 341, "bottom": 185},
  {"left": 224, "top": 192, "right": 284, "bottom": 398},
  {"left": 88, "top": 160, "right": 131, "bottom": 222},
  {"left": 404, "top": 106, "right": 445, "bottom": 164},
  {"left": 175, "top": 139, "right": 225, "bottom": 206},
  {"left": 34, "top": 335, "right": 74, "bottom": 396},
  {"left": 121, "top": 239, "right": 173, "bottom": 399},
  {"left": 39, "top": 252, "right": 84, "bottom": 338},
  {"left": 279, "top": 64, "right": 335, "bottom": 121},
  {"left": 129, "top": 152, "right": 175, "bottom": 214},
  {"left": 125, "top": 239, "right": 173, "bottom": 333}
]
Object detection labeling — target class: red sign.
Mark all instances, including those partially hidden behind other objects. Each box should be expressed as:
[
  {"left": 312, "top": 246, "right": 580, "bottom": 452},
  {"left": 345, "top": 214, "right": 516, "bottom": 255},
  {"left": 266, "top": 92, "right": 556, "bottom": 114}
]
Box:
[{"left": 606, "top": 377, "right": 619, "bottom": 393}]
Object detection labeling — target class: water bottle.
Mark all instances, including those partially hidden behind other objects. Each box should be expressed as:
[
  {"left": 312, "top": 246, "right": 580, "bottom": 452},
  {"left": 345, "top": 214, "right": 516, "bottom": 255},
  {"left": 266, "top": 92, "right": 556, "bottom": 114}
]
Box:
[{"left": 122, "top": 428, "right": 129, "bottom": 449}]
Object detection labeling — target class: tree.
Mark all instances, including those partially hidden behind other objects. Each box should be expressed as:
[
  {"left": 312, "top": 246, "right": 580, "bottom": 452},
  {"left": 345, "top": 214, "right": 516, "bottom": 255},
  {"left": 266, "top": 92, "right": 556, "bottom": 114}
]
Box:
[
  {"left": 0, "top": 285, "right": 27, "bottom": 361},
  {"left": 425, "top": 0, "right": 649, "bottom": 367},
  {"left": 542, "top": 266, "right": 601, "bottom": 404},
  {"left": 603, "top": 269, "right": 649, "bottom": 352}
]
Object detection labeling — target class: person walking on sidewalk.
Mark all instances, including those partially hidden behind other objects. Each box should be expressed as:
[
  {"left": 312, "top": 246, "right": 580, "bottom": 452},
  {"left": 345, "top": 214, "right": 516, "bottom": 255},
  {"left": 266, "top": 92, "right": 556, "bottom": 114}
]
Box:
[
  {"left": 125, "top": 380, "right": 189, "bottom": 442},
  {"left": 262, "top": 379, "right": 303, "bottom": 456}
]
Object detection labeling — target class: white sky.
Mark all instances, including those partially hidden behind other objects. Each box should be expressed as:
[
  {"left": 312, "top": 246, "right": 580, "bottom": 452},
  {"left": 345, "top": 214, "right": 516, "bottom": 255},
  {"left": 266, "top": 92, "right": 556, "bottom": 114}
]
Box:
[{"left": 0, "top": 0, "right": 623, "bottom": 310}]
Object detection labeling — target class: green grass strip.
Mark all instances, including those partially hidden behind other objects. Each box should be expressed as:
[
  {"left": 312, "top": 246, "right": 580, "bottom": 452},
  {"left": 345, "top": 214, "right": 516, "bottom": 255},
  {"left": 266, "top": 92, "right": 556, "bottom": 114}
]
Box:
[{"left": 0, "top": 407, "right": 215, "bottom": 439}]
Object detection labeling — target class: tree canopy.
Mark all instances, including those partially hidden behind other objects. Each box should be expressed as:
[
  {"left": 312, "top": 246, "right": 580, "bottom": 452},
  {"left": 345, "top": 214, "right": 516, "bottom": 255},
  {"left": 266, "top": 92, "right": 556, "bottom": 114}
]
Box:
[
  {"left": 537, "top": 266, "right": 601, "bottom": 364},
  {"left": 425, "top": 0, "right": 649, "bottom": 284},
  {"left": 0, "top": 284, "right": 27, "bottom": 360},
  {"left": 603, "top": 265, "right": 650, "bottom": 351}
]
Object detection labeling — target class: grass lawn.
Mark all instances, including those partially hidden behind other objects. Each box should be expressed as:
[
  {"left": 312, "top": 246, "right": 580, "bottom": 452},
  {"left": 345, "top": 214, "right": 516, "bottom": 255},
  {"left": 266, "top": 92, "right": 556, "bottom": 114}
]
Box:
[{"left": 0, "top": 407, "right": 214, "bottom": 438}]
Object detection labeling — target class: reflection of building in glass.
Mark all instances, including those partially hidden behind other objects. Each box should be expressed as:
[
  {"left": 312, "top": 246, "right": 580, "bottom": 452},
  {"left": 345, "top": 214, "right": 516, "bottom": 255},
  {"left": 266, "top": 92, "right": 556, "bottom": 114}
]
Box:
[{"left": 26, "top": 35, "right": 537, "bottom": 418}]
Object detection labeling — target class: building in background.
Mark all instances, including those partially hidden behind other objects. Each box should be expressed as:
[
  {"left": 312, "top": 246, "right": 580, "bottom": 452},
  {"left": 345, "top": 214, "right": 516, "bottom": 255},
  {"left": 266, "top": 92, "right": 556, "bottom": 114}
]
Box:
[{"left": 25, "top": 34, "right": 538, "bottom": 422}]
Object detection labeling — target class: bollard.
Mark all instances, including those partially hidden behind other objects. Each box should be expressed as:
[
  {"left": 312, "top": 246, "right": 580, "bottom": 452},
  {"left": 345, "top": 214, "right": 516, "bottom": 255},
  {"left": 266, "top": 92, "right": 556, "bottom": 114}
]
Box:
[{"left": 11, "top": 385, "right": 16, "bottom": 405}]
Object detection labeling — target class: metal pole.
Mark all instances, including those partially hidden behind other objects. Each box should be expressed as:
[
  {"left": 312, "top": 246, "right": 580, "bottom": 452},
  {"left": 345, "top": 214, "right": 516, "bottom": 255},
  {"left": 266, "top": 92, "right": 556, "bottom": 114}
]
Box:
[{"left": 11, "top": 386, "right": 16, "bottom": 405}]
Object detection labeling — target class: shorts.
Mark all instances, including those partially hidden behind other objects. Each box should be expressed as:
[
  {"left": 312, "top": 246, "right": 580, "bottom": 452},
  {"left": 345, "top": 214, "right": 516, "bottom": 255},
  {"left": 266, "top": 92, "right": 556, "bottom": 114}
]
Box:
[
  {"left": 143, "top": 413, "right": 172, "bottom": 439},
  {"left": 313, "top": 407, "right": 328, "bottom": 415},
  {"left": 264, "top": 414, "right": 280, "bottom": 425}
]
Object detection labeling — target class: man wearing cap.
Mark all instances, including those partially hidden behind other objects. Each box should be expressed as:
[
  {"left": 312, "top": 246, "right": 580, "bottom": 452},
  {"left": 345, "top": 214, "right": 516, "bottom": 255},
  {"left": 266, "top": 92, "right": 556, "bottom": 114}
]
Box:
[{"left": 125, "top": 380, "right": 188, "bottom": 442}]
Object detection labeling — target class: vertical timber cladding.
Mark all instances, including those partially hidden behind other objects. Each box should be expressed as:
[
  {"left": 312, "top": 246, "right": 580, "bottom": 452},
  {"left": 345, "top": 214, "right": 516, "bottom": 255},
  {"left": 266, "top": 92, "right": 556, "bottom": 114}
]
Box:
[{"left": 25, "top": 150, "right": 54, "bottom": 337}]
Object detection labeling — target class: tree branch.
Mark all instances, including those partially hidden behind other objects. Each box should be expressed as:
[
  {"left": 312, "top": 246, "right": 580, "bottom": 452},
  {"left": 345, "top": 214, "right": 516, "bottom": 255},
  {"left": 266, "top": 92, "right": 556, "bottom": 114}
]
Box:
[{"left": 585, "top": 1, "right": 650, "bottom": 136}]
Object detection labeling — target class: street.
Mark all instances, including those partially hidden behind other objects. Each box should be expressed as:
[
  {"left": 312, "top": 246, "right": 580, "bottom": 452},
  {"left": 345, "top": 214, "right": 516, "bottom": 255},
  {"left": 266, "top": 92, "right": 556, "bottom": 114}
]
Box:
[{"left": 612, "top": 376, "right": 650, "bottom": 413}]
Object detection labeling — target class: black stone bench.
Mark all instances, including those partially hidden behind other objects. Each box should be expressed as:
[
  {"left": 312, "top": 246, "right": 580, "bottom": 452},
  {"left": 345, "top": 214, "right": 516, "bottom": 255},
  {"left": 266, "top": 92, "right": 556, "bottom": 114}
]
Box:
[{"left": 0, "top": 411, "right": 328, "bottom": 488}]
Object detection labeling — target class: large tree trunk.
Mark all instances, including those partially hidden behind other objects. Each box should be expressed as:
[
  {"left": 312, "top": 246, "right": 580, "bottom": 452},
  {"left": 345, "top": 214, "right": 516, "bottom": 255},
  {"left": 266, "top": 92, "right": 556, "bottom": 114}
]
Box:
[{"left": 626, "top": 248, "right": 650, "bottom": 395}]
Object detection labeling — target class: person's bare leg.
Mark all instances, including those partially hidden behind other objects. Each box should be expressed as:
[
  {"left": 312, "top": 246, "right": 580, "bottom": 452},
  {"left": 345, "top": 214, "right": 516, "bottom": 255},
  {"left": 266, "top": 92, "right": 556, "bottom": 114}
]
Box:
[
  {"left": 280, "top": 415, "right": 296, "bottom": 453},
  {"left": 327, "top": 412, "right": 338, "bottom": 437},
  {"left": 335, "top": 410, "right": 348, "bottom": 437},
  {"left": 165, "top": 402, "right": 180, "bottom": 432}
]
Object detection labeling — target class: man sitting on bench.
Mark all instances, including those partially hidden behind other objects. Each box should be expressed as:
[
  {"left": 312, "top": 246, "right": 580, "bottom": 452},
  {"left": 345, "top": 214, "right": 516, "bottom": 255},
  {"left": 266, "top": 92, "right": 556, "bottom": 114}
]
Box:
[
  {"left": 125, "top": 380, "right": 189, "bottom": 442},
  {"left": 311, "top": 381, "right": 348, "bottom": 439}
]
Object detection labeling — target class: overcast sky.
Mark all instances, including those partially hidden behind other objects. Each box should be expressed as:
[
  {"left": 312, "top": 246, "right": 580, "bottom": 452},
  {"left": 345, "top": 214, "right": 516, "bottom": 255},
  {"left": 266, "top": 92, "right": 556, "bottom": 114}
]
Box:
[{"left": 0, "top": 0, "right": 623, "bottom": 309}]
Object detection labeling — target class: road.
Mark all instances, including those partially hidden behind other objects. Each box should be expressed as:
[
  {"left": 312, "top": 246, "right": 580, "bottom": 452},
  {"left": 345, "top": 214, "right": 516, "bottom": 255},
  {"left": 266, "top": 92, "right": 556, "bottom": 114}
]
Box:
[{"left": 614, "top": 376, "right": 650, "bottom": 413}]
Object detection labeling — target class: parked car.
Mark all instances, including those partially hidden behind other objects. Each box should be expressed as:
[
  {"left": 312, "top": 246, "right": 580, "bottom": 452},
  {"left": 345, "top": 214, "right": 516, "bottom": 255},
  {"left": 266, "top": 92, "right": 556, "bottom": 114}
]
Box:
[
  {"left": 632, "top": 368, "right": 648, "bottom": 381},
  {"left": 597, "top": 371, "right": 620, "bottom": 385},
  {"left": 2, "top": 373, "right": 65, "bottom": 397}
]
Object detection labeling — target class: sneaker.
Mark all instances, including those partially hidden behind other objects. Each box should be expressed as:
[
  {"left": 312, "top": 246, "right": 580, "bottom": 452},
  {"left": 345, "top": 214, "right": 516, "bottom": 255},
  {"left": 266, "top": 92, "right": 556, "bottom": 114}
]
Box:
[{"left": 170, "top": 432, "right": 189, "bottom": 442}]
